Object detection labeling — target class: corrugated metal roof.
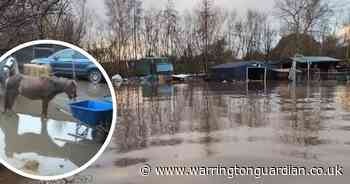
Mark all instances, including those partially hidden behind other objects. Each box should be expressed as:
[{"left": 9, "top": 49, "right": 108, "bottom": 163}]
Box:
[
  {"left": 211, "top": 61, "right": 267, "bottom": 69},
  {"left": 211, "top": 62, "right": 246, "bottom": 69},
  {"left": 291, "top": 56, "right": 341, "bottom": 63}
]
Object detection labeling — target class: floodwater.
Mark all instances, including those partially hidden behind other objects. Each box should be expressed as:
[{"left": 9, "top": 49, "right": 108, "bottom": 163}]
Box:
[
  {"left": 5, "top": 81, "right": 350, "bottom": 183},
  {"left": 83, "top": 81, "right": 350, "bottom": 184},
  {"left": 0, "top": 113, "right": 99, "bottom": 176},
  {"left": 0, "top": 81, "right": 111, "bottom": 177}
]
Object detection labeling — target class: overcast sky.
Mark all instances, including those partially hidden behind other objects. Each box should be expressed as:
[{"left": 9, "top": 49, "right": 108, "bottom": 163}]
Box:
[
  {"left": 87, "top": 0, "right": 277, "bottom": 19},
  {"left": 86, "top": 0, "right": 350, "bottom": 36},
  {"left": 143, "top": 0, "right": 275, "bottom": 12},
  {"left": 87, "top": 0, "right": 350, "bottom": 21}
]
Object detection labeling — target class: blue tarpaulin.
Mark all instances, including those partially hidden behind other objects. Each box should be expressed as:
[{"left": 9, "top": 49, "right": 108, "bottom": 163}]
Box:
[{"left": 156, "top": 63, "right": 173, "bottom": 72}]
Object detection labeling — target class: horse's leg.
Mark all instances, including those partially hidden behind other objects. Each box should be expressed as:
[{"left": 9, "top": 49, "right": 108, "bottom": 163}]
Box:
[
  {"left": 3, "top": 75, "right": 21, "bottom": 113},
  {"left": 8, "top": 91, "right": 18, "bottom": 111},
  {"left": 4, "top": 90, "right": 18, "bottom": 114},
  {"left": 3, "top": 79, "right": 9, "bottom": 113},
  {"left": 3, "top": 90, "right": 8, "bottom": 113},
  {"left": 4, "top": 88, "right": 12, "bottom": 112},
  {"left": 42, "top": 99, "right": 49, "bottom": 118}
]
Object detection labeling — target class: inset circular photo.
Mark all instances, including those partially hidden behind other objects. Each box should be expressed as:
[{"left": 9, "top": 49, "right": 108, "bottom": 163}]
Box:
[{"left": 0, "top": 40, "right": 117, "bottom": 180}]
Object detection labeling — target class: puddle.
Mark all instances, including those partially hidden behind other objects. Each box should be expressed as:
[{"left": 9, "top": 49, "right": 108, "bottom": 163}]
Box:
[
  {"left": 0, "top": 113, "right": 101, "bottom": 176},
  {"left": 0, "top": 81, "right": 112, "bottom": 177}
]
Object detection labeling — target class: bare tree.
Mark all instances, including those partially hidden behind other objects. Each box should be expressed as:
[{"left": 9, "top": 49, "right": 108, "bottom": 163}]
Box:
[
  {"left": 343, "top": 12, "right": 350, "bottom": 61},
  {"left": 233, "top": 9, "right": 268, "bottom": 60},
  {"left": 131, "top": 0, "right": 143, "bottom": 60},
  {"left": 143, "top": 8, "right": 163, "bottom": 57},
  {"left": 274, "top": 0, "right": 333, "bottom": 53},
  {"left": 225, "top": 10, "right": 238, "bottom": 58},
  {"left": 39, "top": 0, "right": 88, "bottom": 45},
  {"left": 197, "top": 0, "right": 213, "bottom": 72},
  {"left": 0, "top": 0, "right": 89, "bottom": 51},
  {"left": 162, "top": 0, "right": 178, "bottom": 56},
  {"left": 262, "top": 16, "right": 277, "bottom": 60},
  {"left": 245, "top": 10, "right": 263, "bottom": 59},
  {"left": 0, "top": 0, "right": 62, "bottom": 50},
  {"left": 105, "top": 0, "right": 144, "bottom": 61},
  {"left": 106, "top": 0, "right": 129, "bottom": 61},
  {"left": 195, "top": 0, "right": 227, "bottom": 71},
  {"left": 178, "top": 10, "right": 198, "bottom": 58}
]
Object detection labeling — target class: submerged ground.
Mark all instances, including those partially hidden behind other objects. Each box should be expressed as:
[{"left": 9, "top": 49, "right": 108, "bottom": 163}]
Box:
[
  {"left": 0, "top": 81, "right": 110, "bottom": 177},
  {"left": 4, "top": 81, "right": 350, "bottom": 183}
]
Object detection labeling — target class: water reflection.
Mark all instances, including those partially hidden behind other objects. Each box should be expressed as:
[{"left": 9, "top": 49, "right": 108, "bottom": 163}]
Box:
[
  {"left": 0, "top": 113, "right": 100, "bottom": 176},
  {"left": 114, "top": 81, "right": 350, "bottom": 163}
]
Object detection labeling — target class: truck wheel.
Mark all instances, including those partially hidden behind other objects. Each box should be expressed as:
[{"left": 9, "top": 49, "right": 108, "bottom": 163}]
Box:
[{"left": 89, "top": 69, "right": 102, "bottom": 84}]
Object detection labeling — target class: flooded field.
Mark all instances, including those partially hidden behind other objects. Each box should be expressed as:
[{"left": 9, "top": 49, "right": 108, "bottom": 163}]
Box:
[
  {"left": 0, "top": 81, "right": 111, "bottom": 177},
  {"left": 84, "top": 81, "right": 350, "bottom": 184},
  {"left": 4, "top": 81, "right": 350, "bottom": 183}
]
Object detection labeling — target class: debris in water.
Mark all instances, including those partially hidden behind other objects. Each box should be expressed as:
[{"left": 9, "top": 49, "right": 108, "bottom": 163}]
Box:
[
  {"left": 114, "top": 158, "right": 148, "bottom": 167},
  {"left": 23, "top": 160, "right": 39, "bottom": 171}
]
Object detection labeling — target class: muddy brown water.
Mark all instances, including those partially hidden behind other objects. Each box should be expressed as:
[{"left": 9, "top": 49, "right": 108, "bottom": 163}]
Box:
[
  {"left": 5, "top": 81, "right": 350, "bottom": 183},
  {"left": 0, "top": 81, "right": 111, "bottom": 178}
]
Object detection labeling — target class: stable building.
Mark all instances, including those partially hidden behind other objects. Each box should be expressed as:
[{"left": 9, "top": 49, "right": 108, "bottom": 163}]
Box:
[
  {"left": 134, "top": 57, "right": 174, "bottom": 82},
  {"left": 289, "top": 56, "right": 341, "bottom": 81},
  {"left": 291, "top": 56, "right": 340, "bottom": 72},
  {"left": 209, "top": 61, "right": 270, "bottom": 81}
]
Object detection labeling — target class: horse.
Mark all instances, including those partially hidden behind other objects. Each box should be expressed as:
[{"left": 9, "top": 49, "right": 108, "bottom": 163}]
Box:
[{"left": 4, "top": 74, "right": 77, "bottom": 118}]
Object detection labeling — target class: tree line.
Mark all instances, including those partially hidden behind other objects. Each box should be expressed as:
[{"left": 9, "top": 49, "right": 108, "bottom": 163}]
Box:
[
  {"left": 0, "top": 0, "right": 349, "bottom": 76},
  {"left": 87, "top": 0, "right": 350, "bottom": 76}
]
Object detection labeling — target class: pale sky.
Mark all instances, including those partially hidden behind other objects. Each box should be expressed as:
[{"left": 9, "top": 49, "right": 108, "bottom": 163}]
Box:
[
  {"left": 88, "top": 0, "right": 276, "bottom": 19},
  {"left": 87, "top": 0, "right": 350, "bottom": 21},
  {"left": 86, "top": 0, "right": 350, "bottom": 37},
  {"left": 143, "top": 0, "right": 275, "bottom": 13}
]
